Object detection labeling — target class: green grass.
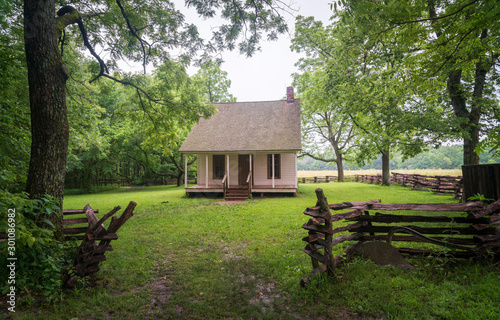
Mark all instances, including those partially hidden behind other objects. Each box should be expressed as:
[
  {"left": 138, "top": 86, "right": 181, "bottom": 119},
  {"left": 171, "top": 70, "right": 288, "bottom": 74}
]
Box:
[{"left": 11, "top": 183, "right": 500, "bottom": 320}]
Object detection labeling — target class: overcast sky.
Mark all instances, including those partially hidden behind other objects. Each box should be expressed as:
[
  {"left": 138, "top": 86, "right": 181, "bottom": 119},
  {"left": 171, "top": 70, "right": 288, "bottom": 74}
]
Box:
[{"left": 174, "top": 0, "right": 333, "bottom": 102}]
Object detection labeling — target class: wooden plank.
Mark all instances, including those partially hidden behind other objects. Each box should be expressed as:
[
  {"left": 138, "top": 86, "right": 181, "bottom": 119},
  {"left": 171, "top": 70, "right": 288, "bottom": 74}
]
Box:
[
  {"left": 63, "top": 227, "right": 88, "bottom": 235},
  {"left": 331, "top": 209, "right": 364, "bottom": 222},
  {"left": 63, "top": 209, "right": 99, "bottom": 215},
  {"left": 362, "top": 235, "right": 477, "bottom": 245},
  {"left": 397, "top": 247, "right": 477, "bottom": 258},
  {"left": 84, "top": 204, "right": 105, "bottom": 235},
  {"left": 107, "top": 201, "right": 136, "bottom": 233},
  {"left": 84, "top": 266, "right": 100, "bottom": 275},
  {"left": 63, "top": 218, "right": 88, "bottom": 225},
  {"left": 307, "top": 217, "right": 326, "bottom": 225},
  {"left": 368, "top": 202, "right": 484, "bottom": 212},
  {"left": 64, "top": 235, "right": 86, "bottom": 240},
  {"left": 303, "top": 208, "right": 330, "bottom": 219},
  {"left": 471, "top": 199, "right": 500, "bottom": 219},
  {"left": 352, "top": 225, "right": 495, "bottom": 235},
  {"left": 87, "top": 233, "right": 118, "bottom": 241},
  {"left": 302, "top": 233, "right": 326, "bottom": 243},
  {"left": 88, "top": 206, "right": 121, "bottom": 234},
  {"left": 329, "top": 199, "right": 381, "bottom": 211},
  {"left": 84, "top": 255, "right": 107, "bottom": 264},
  {"left": 302, "top": 222, "right": 333, "bottom": 234},
  {"left": 331, "top": 233, "right": 366, "bottom": 246},
  {"left": 474, "top": 235, "right": 500, "bottom": 243},
  {"left": 346, "top": 213, "right": 490, "bottom": 224},
  {"left": 331, "top": 221, "right": 366, "bottom": 235},
  {"left": 490, "top": 213, "right": 500, "bottom": 224},
  {"left": 302, "top": 245, "right": 327, "bottom": 264}
]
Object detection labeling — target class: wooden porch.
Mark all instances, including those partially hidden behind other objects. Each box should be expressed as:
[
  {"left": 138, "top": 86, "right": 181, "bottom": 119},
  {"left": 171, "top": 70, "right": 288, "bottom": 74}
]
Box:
[{"left": 185, "top": 184, "right": 297, "bottom": 199}]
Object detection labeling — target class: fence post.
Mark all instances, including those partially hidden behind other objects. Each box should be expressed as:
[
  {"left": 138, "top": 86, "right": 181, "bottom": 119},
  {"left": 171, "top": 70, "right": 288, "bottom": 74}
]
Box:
[{"left": 315, "top": 188, "right": 336, "bottom": 276}]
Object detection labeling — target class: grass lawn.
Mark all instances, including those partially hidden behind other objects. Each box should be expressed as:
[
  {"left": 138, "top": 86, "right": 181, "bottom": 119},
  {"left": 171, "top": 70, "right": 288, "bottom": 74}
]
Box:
[{"left": 12, "top": 183, "right": 500, "bottom": 319}]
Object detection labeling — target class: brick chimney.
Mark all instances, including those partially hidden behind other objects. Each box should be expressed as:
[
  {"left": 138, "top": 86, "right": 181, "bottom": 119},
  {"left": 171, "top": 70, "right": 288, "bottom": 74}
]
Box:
[{"left": 286, "top": 86, "right": 294, "bottom": 103}]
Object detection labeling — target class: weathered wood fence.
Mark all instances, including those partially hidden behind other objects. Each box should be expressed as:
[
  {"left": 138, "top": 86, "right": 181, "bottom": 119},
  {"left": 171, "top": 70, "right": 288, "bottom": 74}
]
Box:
[
  {"left": 301, "top": 189, "right": 500, "bottom": 285},
  {"left": 299, "top": 176, "right": 336, "bottom": 184},
  {"left": 355, "top": 172, "right": 463, "bottom": 198},
  {"left": 63, "top": 201, "right": 136, "bottom": 288},
  {"left": 462, "top": 164, "right": 500, "bottom": 201},
  {"left": 355, "top": 174, "right": 383, "bottom": 184}
]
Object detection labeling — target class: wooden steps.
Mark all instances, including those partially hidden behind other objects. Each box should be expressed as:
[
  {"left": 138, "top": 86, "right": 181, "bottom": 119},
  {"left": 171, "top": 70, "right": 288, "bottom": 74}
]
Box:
[{"left": 225, "top": 186, "right": 249, "bottom": 201}]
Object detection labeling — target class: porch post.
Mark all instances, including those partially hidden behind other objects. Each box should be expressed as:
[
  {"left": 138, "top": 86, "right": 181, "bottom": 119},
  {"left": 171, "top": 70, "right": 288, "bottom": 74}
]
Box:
[
  {"left": 272, "top": 153, "right": 275, "bottom": 188},
  {"left": 294, "top": 153, "right": 298, "bottom": 188},
  {"left": 205, "top": 154, "right": 209, "bottom": 188},
  {"left": 249, "top": 154, "right": 252, "bottom": 188},
  {"left": 227, "top": 154, "right": 230, "bottom": 186},
  {"left": 184, "top": 154, "right": 188, "bottom": 188}
]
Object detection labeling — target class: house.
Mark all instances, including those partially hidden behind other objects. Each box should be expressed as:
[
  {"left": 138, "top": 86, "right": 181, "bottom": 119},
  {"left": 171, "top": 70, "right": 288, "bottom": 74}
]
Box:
[{"left": 179, "top": 87, "right": 301, "bottom": 200}]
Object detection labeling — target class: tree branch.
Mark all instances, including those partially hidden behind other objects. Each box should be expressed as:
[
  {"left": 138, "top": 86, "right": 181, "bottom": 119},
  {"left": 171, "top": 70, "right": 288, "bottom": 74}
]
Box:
[
  {"left": 115, "top": 0, "right": 150, "bottom": 74},
  {"left": 56, "top": 6, "right": 109, "bottom": 82}
]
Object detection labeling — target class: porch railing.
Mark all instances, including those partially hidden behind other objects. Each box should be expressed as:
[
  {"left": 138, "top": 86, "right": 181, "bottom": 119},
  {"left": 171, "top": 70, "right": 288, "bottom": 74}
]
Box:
[
  {"left": 222, "top": 173, "right": 228, "bottom": 199},
  {"left": 246, "top": 170, "right": 252, "bottom": 196}
]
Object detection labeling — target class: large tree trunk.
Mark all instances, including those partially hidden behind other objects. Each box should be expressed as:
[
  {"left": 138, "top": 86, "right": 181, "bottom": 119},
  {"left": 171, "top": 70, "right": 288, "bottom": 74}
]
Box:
[
  {"left": 381, "top": 148, "right": 390, "bottom": 186},
  {"left": 447, "top": 68, "right": 481, "bottom": 165},
  {"left": 24, "top": 0, "right": 69, "bottom": 239},
  {"left": 334, "top": 148, "right": 344, "bottom": 182}
]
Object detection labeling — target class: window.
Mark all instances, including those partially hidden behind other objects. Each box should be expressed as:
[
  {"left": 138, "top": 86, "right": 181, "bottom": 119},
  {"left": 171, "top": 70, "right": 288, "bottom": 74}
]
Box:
[
  {"left": 267, "top": 154, "right": 281, "bottom": 179},
  {"left": 213, "top": 155, "right": 225, "bottom": 179}
]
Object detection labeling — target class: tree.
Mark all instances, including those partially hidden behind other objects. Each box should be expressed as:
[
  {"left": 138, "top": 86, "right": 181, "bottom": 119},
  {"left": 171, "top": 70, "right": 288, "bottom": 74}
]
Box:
[
  {"left": 21, "top": 0, "right": 290, "bottom": 235},
  {"left": 337, "top": 0, "right": 500, "bottom": 165},
  {"left": 294, "top": 69, "right": 356, "bottom": 182},
  {"left": 292, "top": 15, "right": 443, "bottom": 185},
  {"left": 193, "top": 62, "right": 237, "bottom": 103}
]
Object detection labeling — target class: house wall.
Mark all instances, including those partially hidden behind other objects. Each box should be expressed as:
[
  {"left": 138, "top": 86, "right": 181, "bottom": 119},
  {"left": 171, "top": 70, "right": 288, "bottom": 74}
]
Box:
[
  {"left": 253, "top": 152, "right": 297, "bottom": 186},
  {"left": 197, "top": 154, "right": 239, "bottom": 187}
]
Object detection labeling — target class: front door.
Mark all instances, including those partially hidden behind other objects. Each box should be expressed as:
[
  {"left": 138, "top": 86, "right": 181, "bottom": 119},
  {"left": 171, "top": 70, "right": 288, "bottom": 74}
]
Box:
[{"left": 238, "top": 155, "right": 250, "bottom": 186}]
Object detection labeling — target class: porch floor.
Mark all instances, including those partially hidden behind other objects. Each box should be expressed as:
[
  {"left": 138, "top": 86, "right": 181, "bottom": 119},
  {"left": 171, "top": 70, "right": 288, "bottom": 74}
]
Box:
[{"left": 185, "top": 184, "right": 297, "bottom": 195}]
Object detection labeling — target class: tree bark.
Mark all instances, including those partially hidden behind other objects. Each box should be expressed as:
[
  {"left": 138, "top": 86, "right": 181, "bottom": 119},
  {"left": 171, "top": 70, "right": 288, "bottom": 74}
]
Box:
[
  {"left": 24, "top": 0, "right": 68, "bottom": 239},
  {"left": 447, "top": 68, "right": 481, "bottom": 165},
  {"left": 334, "top": 148, "right": 344, "bottom": 182},
  {"left": 381, "top": 148, "right": 390, "bottom": 186}
]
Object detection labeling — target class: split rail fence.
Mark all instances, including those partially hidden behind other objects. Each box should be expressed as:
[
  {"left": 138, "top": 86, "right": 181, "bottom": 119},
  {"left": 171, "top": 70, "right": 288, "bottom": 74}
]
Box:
[
  {"left": 355, "top": 172, "right": 463, "bottom": 198},
  {"left": 63, "top": 201, "right": 136, "bottom": 288},
  {"left": 299, "top": 176, "right": 336, "bottom": 184},
  {"left": 301, "top": 188, "right": 500, "bottom": 285}
]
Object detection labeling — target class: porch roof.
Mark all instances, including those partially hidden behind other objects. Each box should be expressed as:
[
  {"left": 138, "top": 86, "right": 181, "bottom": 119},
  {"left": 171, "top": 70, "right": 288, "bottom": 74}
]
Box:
[{"left": 179, "top": 99, "right": 301, "bottom": 153}]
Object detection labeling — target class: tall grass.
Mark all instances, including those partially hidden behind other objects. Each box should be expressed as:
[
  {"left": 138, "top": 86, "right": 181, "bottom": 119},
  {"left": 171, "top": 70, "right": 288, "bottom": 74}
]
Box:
[{"left": 10, "top": 183, "right": 500, "bottom": 320}]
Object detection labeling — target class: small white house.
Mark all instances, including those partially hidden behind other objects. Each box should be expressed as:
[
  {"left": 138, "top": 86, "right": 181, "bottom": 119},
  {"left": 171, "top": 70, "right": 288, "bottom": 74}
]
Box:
[{"left": 179, "top": 87, "right": 301, "bottom": 200}]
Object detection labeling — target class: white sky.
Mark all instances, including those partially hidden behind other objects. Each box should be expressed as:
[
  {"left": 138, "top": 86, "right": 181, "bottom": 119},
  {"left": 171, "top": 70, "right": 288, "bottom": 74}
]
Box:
[{"left": 174, "top": 0, "right": 333, "bottom": 102}]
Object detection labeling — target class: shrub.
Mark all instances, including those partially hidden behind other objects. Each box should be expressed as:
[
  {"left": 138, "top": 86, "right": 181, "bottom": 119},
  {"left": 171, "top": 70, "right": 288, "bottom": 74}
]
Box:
[{"left": 0, "top": 194, "right": 78, "bottom": 305}]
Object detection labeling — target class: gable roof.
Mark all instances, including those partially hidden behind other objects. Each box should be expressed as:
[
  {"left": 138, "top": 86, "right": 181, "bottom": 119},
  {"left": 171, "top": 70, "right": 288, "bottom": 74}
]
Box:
[{"left": 180, "top": 99, "right": 301, "bottom": 153}]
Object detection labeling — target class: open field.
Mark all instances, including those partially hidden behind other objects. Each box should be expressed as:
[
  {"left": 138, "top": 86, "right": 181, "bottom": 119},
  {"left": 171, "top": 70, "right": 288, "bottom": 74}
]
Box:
[
  {"left": 299, "top": 169, "right": 463, "bottom": 178},
  {"left": 10, "top": 183, "right": 500, "bottom": 320}
]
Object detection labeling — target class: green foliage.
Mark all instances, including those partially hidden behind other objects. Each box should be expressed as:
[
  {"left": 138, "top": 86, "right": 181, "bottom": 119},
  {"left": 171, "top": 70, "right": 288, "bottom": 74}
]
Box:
[
  {"left": 192, "top": 61, "right": 237, "bottom": 103},
  {"left": 467, "top": 193, "right": 495, "bottom": 203},
  {"left": 0, "top": 6, "right": 30, "bottom": 195},
  {"left": 291, "top": 13, "right": 447, "bottom": 183},
  {"left": 0, "top": 195, "right": 77, "bottom": 304},
  {"left": 337, "top": 0, "right": 500, "bottom": 164}
]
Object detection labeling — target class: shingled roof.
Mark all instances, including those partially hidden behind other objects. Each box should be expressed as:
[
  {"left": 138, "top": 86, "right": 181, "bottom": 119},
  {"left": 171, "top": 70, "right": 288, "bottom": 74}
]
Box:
[{"left": 179, "top": 99, "right": 301, "bottom": 153}]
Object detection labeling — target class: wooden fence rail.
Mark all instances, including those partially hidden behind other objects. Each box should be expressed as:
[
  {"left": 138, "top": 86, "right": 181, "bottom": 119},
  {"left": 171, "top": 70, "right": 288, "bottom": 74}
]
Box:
[
  {"left": 299, "top": 176, "right": 337, "bottom": 184},
  {"left": 355, "top": 172, "right": 463, "bottom": 198},
  {"left": 63, "top": 202, "right": 136, "bottom": 288},
  {"left": 301, "top": 188, "right": 500, "bottom": 285}
]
